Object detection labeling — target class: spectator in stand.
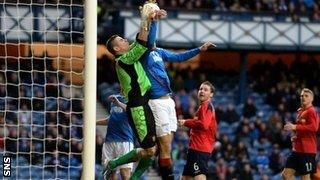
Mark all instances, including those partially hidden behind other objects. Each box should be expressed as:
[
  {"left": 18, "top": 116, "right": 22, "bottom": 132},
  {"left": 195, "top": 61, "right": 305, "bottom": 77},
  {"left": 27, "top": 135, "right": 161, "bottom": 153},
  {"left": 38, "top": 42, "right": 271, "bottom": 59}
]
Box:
[
  {"left": 277, "top": 101, "right": 287, "bottom": 117},
  {"left": 248, "top": 121, "right": 259, "bottom": 142},
  {"left": 215, "top": 157, "right": 228, "bottom": 180},
  {"left": 235, "top": 123, "right": 252, "bottom": 147},
  {"left": 255, "top": 148, "right": 270, "bottom": 174},
  {"left": 71, "top": 139, "right": 82, "bottom": 161},
  {"left": 266, "top": 87, "right": 280, "bottom": 106},
  {"left": 98, "top": 0, "right": 320, "bottom": 22},
  {"left": 269, "top": 143, "right": 284, "bottom": 175},
  {"left": 268, "top": 111, "right": 283, "bottom": 129},
  {"left": 217, "top": 134, "right": 234, "bottom": 162},
  {"left": 313, "top": 2, "right": 320, "bottom": 21},
  {"left": 242, "top": 97, "right": 257, "bottom": 119},
  {"left": 269, "top": 121, "right": 285, "bottom": 144},
  {"left": 173, "top": 95, "right": 183, "bottom": 118},
  {"left": 215, "top": 104, "right": 226, "bottom": 123},
  {"left": 238, "top": 162, "right": 253, "bottom": 180},
  {"left": 5, "top": 126, "right": 18, "bottom": 153},
  {"left": 0, "top": 85, "right": 5, "bottom": 98},
  {"left": 184, "top": 70, "right": 198, "bottom": 92},
  {"left": 226, "top": 166, "right": 237, "bottom": 180},
  {"left": 219, "top": 134, "right": 231, "bottom": 152},
  {"left": 235, "top": 141, "right": 249, "bottom": 161},
  {"left": 258, "top": 122, "right": 271, "bottom": 140},
  {"left": 223, "top": 143, "right": 236, "bottom": 162},
  {"left": 19, "top": 103, "right": 31, "bottom": 124},
  {"left": 225, "top": 104, "right": 239, "bottom": 124},
  {"left": 0, "top": 114, "right": 5, "bottom": 150},
  {"left": 185, "top": 97, "right": 198, "bottom": 119},
  {"left": 259, "top": 138, "right": 274, "bottom": 152}
]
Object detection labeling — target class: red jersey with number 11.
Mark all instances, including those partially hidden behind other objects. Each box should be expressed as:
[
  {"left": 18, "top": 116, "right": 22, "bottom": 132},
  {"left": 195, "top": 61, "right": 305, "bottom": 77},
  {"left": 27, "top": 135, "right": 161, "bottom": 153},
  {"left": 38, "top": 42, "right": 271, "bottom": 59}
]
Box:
[
  {"left": 293, "top": 106, "right": 319, "bottom": 154},
  {"left": 184, "top": 100, "right": 217, "bottom": 153}
]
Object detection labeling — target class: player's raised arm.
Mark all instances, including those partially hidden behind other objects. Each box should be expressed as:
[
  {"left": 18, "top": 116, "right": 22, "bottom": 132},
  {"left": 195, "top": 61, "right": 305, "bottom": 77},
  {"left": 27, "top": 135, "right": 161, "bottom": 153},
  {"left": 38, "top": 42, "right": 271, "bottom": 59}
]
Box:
[
  {"left": 108, "top": 95, "right": 127, "bottom": 110},
  {"left": 199, "top": 42, "right": 217, "bottom": 51}
]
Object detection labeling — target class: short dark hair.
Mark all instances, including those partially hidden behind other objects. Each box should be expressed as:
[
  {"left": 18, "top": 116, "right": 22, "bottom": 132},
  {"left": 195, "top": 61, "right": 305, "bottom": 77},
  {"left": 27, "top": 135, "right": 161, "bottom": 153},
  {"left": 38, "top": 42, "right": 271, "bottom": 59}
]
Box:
[
  {"left": 202, "top": 81, "right": 215, "bottom": 95},
  {"left": 106, "top": 35, "right": 119, "bottom": 55}
]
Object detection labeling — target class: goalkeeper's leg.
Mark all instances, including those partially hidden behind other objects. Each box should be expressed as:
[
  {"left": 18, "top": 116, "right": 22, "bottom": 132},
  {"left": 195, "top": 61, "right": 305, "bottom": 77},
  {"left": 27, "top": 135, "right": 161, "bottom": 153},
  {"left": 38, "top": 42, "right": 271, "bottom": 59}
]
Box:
[
  {"left": 103, "top": 99, "right": 158, "bottom": 180},
  {"left": 103, "top": 146, "right": 156, "bottom": 180}
]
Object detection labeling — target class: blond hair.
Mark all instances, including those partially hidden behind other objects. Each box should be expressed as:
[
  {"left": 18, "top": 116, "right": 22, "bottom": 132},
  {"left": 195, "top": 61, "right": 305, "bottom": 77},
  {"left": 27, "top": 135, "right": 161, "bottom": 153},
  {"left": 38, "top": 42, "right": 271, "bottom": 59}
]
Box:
[{"left": 301, "top": 88, "right": 314, "bottom": 98}]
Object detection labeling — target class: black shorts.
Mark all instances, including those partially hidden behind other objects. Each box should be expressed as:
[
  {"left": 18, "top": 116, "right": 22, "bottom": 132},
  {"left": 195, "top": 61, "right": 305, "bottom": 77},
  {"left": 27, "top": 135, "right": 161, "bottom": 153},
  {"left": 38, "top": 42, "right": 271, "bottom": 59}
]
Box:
[
  {"left": 127, "top": 101, "right": 156, "bottom": 149},
  {"left": 182, "top": 149, "right": 211, "bottom": 177},
  {"left": 285, "top": 152, "right": 316, "bottom": 175}
]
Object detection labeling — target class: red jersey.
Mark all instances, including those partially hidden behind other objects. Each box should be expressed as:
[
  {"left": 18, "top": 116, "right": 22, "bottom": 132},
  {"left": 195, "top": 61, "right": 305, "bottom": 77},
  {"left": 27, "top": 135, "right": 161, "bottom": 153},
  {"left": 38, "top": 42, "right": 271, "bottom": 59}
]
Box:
[
  {"left": 292, "top": 106, "right": 319, "bottom": 154},
  {"left": 184, "top": 100, "right": 217, "bottom": 153}
]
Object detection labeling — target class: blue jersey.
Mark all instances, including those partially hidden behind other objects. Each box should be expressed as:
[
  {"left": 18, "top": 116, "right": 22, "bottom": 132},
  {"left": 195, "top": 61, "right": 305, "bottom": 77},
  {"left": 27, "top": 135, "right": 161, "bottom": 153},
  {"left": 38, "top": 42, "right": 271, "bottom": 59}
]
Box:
[
  {"left": 144, "top": 21, "right": 200, "bottom": 99},
  {"left": 105, "top": 95, "right": 134, "bottom": 142}
]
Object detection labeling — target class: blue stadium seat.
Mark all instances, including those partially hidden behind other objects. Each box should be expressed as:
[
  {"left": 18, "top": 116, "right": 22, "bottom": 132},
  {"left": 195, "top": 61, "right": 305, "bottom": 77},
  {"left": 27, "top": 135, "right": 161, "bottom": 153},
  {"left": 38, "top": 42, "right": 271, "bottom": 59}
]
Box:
[
  {"left": 23, "top": 84, "right": 33, "bottom": 97},
  {"left": 60, "top": 156, "right": 69, "bottom": 167},
  {"left": 17, "top": 156, "right": 29, "bottom": 166},
  {"left": 45, "top": 98, "right": 57, "bottom": 111},
  {"left": 44, "top": 170, "right": 55, "bottom": 179},
  {"left": 32, "top": 112, "right": 45, "bottom": 125},
  {"left": 70, "top": 156, "right": 80, "bottom": 166},
  {"left": 17, "top": 166, "right": 31, "bottom": 179},
  {"left": 70, "top": 166, "right": 82, "bottom": 179},
  {"left": 57, "top": 170, "right": 68, "bottom": 179},
  {"left": 235, "top": 103, "right": 244, "bottom": 115},
  {"left": 0, "top": 98, "right": 5, "bottom": 110},
  {"left": 95, "top": 164, "right": 103, "bottom": 180},
  {"left": 31, "top": 166, "right": 44, "bottom": 179},
  {"left": 8, "top": 167, "right": 17, "bottom": 180},
  {"left": 33, "top": 85, "right": 45, "bottom": 97}
]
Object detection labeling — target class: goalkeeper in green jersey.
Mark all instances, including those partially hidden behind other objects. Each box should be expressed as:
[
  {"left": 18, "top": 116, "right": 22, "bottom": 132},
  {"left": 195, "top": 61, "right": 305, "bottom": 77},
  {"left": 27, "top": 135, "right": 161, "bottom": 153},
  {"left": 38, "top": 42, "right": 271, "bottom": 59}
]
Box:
[{"left": 102, "top": 4, "right": 167, "bottom": 180}]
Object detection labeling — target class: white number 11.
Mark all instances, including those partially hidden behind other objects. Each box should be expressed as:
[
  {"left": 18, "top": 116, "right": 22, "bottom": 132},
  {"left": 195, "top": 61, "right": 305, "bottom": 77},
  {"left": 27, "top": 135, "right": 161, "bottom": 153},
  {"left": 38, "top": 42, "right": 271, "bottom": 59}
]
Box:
[{"left": 305, "top": 162, "right": 312, "bottom": 172}]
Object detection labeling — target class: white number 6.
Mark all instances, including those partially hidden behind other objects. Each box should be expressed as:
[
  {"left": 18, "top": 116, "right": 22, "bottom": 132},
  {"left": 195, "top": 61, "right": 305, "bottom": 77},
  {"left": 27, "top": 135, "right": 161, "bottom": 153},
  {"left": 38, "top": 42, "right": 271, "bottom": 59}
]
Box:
[{"left": 193, "top": 163, "right": 199, "bottom": 171}]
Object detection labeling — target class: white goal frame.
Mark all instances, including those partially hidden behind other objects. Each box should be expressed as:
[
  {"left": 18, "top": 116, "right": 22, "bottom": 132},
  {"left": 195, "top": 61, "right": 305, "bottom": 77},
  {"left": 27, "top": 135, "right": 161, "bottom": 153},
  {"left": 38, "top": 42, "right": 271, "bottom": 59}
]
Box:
[{"left": 82, "top": 0, "right": 97, "bottom": 179}]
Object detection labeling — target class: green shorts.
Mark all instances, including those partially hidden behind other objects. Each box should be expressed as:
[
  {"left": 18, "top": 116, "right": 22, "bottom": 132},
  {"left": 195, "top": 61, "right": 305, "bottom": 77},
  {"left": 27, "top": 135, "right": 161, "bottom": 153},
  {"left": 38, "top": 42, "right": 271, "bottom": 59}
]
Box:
[{"left": 127, "top": 102, "right": 156, "bottom": 149}]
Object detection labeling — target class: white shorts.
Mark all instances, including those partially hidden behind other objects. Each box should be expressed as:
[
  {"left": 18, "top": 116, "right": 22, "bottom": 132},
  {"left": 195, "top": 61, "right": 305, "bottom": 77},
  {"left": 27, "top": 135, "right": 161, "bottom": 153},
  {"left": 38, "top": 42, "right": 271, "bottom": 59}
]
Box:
[
  {"left": 148, "top": 97, "right": 177, "bottom": 137},
  {"left": 101, "top": 141, "right": 134, "bottom": 171}
]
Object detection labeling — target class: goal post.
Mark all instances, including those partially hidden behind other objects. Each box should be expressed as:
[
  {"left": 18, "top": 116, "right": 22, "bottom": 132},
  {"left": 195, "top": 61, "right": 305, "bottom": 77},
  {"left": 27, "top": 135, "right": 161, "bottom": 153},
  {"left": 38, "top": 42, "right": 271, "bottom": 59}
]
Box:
[
  {"left": 82, "top": 0, "right": 97, "bottom": 179},
  {"left": 0, "top": 1, "right": 97, "bottom": 179}
]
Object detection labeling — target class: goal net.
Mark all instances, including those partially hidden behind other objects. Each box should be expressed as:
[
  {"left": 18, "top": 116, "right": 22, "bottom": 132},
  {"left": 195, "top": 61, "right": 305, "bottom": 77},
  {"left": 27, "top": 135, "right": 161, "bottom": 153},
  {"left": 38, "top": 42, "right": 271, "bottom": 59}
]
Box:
[{"left": 0, "top": 1, "right": 89, "bottom": 179}]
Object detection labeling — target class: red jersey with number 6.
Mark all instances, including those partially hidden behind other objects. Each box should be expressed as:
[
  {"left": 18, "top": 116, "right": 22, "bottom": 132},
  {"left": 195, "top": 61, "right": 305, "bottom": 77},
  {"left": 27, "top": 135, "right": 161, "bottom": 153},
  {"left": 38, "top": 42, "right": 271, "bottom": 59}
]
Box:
[{"left": 184, "top": 100, "right": 218, "bottom": 153}]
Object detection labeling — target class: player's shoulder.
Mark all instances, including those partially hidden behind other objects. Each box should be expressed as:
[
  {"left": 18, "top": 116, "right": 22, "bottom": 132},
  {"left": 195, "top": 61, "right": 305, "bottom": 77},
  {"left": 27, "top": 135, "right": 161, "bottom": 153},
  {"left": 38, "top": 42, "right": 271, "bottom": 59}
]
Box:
[
  {"left": 307, "top": 106, "right": 317, "bottom": 113},
  {"left": 304, "top": 106, "right": 318, "bottom": 117},
  {"left": 201, "top": 101, "right": 214, "bottom": 112},
  {"left": 208, "top": 102, "right": 215, "bottom": 112},
  {"left": 154, "top": 47, "right": 165, "bottom": 53}
]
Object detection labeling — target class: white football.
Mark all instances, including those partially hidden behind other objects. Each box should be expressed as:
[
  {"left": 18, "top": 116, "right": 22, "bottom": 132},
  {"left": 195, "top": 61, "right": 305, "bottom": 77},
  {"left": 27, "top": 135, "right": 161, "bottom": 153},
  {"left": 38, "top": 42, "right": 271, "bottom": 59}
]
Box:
[{"left": 142, "top": 2, "right": 160, "bottom": 18}]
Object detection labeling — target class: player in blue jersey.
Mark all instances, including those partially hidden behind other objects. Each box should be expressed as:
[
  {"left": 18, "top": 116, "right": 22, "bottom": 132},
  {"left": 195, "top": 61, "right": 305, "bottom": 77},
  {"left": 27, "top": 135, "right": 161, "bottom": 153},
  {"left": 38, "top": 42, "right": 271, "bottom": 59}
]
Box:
[
  {"left": 97, "top": 94, "right": 134, "bottom": 180},
  {"left": 143, "top": 20, "right": 216, "bottom": 179}
]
